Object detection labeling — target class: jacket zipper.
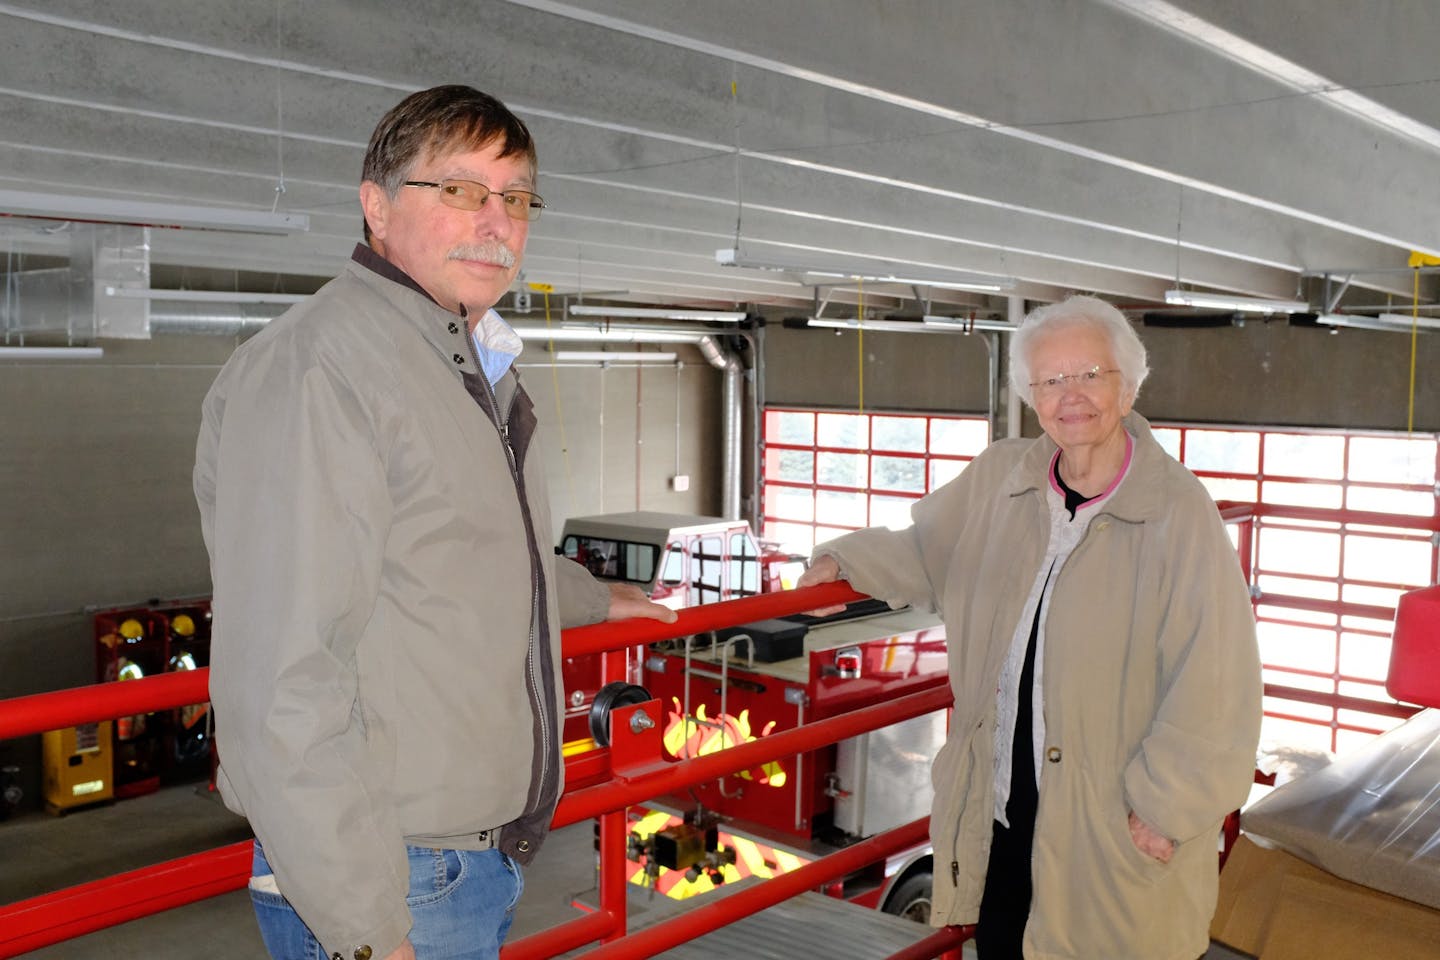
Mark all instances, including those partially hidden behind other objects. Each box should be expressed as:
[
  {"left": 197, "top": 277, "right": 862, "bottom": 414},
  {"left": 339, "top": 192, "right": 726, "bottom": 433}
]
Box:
[
  {"left": 950, "top": 722, "right": 974, "bottom": 891},
  {"left": 466, "top": 334, "right": 551, "bottom": 805}
]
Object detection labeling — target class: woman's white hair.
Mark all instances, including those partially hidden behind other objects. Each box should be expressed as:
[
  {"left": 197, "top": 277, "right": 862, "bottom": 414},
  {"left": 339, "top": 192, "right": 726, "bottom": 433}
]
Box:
[{"left": 1008, "top": 294, "right": 1150, "bottom": 407}]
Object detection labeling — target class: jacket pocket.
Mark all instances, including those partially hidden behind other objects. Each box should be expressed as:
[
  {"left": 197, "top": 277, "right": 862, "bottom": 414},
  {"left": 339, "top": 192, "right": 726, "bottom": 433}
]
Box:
[
  {"left": 1084, "top": 773, "right": 1169, "bottom": 885},
  {"left": 929, "top": 729, "right": 975, "bottom": 854}
]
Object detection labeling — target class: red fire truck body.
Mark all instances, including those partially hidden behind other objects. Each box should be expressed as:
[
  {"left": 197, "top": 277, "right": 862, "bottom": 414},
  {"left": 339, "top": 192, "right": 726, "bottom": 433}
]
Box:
[{"left": 628, "top": 606, "right": 948, "bottom": 918}]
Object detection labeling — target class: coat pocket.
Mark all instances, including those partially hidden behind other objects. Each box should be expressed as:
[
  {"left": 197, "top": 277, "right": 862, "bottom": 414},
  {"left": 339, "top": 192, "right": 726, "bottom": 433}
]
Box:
[{"left": 1080, "top": 771, "right": 1169, "bottom": 885}]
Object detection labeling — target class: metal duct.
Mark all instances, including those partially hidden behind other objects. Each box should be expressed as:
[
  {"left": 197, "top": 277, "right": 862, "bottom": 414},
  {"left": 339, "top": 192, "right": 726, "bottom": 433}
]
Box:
[
  {"left": 149, "top": 303, "right": 285, "bottom": 337},
  {"left": 698, "top": 336, "right": 742, "bottom": 521}
]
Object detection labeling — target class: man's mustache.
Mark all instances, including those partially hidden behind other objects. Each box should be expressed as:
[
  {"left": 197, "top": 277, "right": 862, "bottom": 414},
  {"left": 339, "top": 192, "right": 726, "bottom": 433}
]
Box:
[{"left": 447, "top": 242, "right": 516, "bottom": 269}]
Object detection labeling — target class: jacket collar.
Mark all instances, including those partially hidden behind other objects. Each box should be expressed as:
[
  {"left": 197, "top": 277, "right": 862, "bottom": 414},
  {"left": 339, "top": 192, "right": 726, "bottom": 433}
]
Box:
[
  {"left": 350, "top": 242, "right": 438, "bottom": 306},
  {"left": 1003, "top": 411, "right": 1172, "bottom": 523},
  {"left": 343, "top": 244, "right": 486, "bottom": 382}
]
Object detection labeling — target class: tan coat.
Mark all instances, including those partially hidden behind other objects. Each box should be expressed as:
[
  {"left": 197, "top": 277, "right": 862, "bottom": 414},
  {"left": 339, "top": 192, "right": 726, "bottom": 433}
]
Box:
[{"left": 817, "top": 413, "right": 1260, "bottom": 960}]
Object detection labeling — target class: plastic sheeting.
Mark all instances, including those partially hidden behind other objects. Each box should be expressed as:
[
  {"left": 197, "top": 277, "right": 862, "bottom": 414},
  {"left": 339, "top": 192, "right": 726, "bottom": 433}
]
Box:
[{"left": 1242, "top": 708, "right": 1440, "bottom": 910}]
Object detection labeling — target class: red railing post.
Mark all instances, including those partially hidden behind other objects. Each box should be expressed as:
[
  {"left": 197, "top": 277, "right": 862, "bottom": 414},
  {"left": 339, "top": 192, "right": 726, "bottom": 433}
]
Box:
[{"left": 597, "top": 809, "right": 628, "bottom": 943}]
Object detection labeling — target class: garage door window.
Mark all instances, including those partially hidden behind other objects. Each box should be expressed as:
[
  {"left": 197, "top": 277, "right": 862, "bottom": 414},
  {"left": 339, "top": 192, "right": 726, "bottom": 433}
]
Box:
[
  {"left": 1154, "top": 424, "right": 1439, "bottom": 755},
  {"left": 761, "top": 407, "right": 988, "bottom": 555}
]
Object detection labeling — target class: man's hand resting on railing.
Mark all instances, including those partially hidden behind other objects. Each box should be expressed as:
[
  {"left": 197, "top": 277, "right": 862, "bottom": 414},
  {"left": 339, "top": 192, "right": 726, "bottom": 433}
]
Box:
[
  {"left": 793, "top": 555, "right": 850, "bottom": 617},
  {"left": 606, "top": 583, "right": 679, "bottom": 623}
]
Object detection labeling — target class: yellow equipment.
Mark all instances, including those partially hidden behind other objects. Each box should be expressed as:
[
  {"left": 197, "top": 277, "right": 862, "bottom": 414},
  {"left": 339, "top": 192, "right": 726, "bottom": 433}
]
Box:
[{"left": 42, "top": 721, "right": 115, "bottom": 814}]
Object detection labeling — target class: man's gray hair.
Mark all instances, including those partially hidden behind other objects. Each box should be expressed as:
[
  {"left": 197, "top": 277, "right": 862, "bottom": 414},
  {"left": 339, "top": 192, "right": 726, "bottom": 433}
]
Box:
[{"left": 1008, "top": 295, "right": 1150, "bottom": 406}]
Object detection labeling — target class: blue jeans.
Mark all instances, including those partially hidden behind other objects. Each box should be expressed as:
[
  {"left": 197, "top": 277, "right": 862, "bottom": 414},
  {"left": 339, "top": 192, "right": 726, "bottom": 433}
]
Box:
[{"left": 249, "top": 840, "right": 524, "bottom": 960}]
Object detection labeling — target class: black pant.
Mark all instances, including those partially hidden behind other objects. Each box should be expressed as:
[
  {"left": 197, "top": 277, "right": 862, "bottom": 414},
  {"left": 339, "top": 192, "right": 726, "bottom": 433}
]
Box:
[
  {"left": 977, "top": 808, "right": 1036, "bottom": 959},
  {"left": 977, "top": 603, "right": 1043, "bottom": 960}
]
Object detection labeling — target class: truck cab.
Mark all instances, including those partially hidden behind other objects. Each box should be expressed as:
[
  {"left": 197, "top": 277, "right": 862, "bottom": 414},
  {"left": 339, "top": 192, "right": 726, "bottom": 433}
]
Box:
[{"left": 558, "top": 511, "right": 803, "bottom": 609}]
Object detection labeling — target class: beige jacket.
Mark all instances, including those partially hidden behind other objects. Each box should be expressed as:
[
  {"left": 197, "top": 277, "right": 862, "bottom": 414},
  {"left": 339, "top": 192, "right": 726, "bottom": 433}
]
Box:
[
  {"left": 193, "top": 250, "right": 609, "bottom": 959},
  {"left": 817, "top": 413, "right": 1260, "bottom": 960}
]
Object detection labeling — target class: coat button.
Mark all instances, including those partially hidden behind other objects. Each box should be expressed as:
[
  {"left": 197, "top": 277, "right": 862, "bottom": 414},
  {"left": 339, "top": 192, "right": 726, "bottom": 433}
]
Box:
[
  {"left": 354, "top": 948, "right": 372, "bottom": 960},
  {"left": 1046, "top": 746, "right": 1062, "bottom": 763},
  {"left": 448, "top": 321, "right": 459, "bottom": 334},
  {"left": 453, "top": 353, "right": 465, "bottom": 365},
  {"left": 517, "top": 839, "right": 531, "bottom": 853}
]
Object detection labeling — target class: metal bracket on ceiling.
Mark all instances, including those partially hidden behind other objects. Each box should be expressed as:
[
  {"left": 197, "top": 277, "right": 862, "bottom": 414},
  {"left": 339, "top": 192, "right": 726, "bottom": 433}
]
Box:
[
  {"left": 1322, "top": 273, "right": 1354, "bottom": 315},
  {"left": 911, "top": 285, "right": 932, "bottom": 314},
  {"left": 813, "top": 286, "right": 837, "bottom": 321}
]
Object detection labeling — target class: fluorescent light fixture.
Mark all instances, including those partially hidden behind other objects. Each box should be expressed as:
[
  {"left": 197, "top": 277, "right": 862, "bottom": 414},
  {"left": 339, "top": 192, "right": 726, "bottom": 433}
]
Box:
[
  {"left": 1316, "top": 313, "right": 1440, "bottom": 333},
  {"left": 716, "top": 248, "right": 1013, "bottom": 293},
  {"left": 567, "top": 304, "right": 746, "bottom": 323},
  {"left": 806, "top": 270, "right": 1008, "bottom": 293},
  {"left": 511, "top": 323, "right": 708, "bottom": 344},
  {"left": 809, "top": 316, "right": 1015, "bottom": 335},
  {"left": 921, "top": 314, "right": 1020, "bottom": 332},
  {"left": 104, "top": 287, "right": 310, "bottom": 305},
  {"left": 1164, "top": 289, "right": 1309, "bottom": 314},
  {"left": 0, "top": 346, "right": 104, "bottom": 359},
  {"left": 1379, "top": 312, "right": 1440, "bottom": 330},
  {"left": 0, "top": 189, "right": 308, "bottom": 235},
  {"left": 551, "top": 350, "right": 677, "bottom": 363}
]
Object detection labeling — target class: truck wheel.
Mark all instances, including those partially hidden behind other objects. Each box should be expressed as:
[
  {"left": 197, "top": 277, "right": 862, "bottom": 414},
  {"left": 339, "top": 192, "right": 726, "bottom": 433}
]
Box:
[{"left": 883, "top": 870, "right": 932, "bottom": 924}]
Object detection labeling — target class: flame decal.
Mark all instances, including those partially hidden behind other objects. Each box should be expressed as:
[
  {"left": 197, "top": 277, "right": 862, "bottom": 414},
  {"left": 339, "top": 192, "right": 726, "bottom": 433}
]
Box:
[{"left": 663, "top": 698, "right": 787, "bottom": 787}]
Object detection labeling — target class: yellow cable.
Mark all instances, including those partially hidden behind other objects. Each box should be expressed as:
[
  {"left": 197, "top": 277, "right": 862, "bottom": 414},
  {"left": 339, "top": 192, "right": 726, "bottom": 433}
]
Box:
[
  {"left": 540, "top": 288, "right": 577, "bottom": 512},
  {"left": 857, "top": 277, "right": 864, "bottom": 414},
  {"left": 1408, "top": 267, "right": 1419, "bottom": 433}
]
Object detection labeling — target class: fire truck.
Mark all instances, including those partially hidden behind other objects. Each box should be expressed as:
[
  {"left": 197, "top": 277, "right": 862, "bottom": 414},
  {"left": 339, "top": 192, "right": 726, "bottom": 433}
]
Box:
[
  {"left": 556, "top": 512, "right": 803, "bottom": 740},
  {"left": 558, "top": 513, "right": 944, "bottom": 922},
  {"left": 623, "top": 605, "right": 946, "bottom": 922}
]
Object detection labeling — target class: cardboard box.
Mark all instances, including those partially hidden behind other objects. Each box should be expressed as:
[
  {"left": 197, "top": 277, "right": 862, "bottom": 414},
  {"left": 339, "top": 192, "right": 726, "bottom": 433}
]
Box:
[{"left": 1213, "top": 836, "right": 1440, "bottom": 959}]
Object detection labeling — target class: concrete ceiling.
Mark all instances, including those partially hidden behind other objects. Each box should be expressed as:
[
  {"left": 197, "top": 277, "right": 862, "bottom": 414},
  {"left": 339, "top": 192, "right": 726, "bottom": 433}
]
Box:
[{"left": 2, "top": 0, "right": 1438, "bottom": 319}]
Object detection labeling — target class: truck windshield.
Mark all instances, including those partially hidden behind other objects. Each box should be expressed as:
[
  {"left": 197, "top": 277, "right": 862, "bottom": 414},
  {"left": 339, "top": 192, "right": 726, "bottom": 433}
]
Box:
[{"left": 561, "top": 536, "right": 660, "bottom": 587}]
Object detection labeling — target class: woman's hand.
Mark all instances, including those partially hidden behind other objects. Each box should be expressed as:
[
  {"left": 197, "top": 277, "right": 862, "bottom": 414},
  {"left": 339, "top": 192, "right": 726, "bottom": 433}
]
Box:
[
  {"left": 1127, "top": 810, "right": 1176, "bottom": 864},
  {"left": 793, "top": 555, "right": 849, "bottom": 616}
]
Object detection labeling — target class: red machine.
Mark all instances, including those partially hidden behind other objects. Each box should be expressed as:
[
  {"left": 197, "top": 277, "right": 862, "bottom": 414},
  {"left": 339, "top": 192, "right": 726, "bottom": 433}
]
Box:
[
  {"left": 624, "top": 604, "right": 949, "bottom": 920},
  {"left": 1387, "top": 583, "right": 1440, "bottom": 707}
]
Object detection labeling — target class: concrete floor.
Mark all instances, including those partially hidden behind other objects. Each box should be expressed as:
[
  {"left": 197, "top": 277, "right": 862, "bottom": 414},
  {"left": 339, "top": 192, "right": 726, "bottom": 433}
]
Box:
[
  {"left": 0, "top": 782, "right": 1252, "bottom": 958},
  {"left": 0, "top": 781, "right": 609, "bottom": 958}
]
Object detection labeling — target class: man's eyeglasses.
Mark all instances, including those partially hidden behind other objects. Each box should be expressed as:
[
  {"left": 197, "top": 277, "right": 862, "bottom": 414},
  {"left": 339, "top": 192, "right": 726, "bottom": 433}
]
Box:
[
  {"left": 1029, "top": 366, "right": 1120, "bottom": 397},
  {"left": 403, "top": 179, "right": 546, "bottom": 222}
]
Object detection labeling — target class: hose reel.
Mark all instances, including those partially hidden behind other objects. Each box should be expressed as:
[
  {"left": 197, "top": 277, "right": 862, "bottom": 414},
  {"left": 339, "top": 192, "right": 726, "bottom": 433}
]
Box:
[{"left": 588, "top": 681, "right": 652, "bottom": 747}]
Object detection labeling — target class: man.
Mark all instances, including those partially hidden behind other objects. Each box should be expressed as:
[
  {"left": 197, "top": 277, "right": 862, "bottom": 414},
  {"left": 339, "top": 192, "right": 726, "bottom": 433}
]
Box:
[{"left": 194, "top": 85, "right": 675, "bottom": 960}]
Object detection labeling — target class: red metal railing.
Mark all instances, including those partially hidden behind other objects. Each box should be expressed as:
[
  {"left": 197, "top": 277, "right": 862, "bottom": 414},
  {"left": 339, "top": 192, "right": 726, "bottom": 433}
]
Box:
[
  {"left": 0, "top": 581, "right": 969, "bottom": 959},
  {"left": 1212, "top": 500, "right": 1426, "bottom": 740}
]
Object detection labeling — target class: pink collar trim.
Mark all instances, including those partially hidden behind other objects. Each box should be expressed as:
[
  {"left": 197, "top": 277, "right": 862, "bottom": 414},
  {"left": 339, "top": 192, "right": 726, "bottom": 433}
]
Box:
[{"left": 1048, "top": 431, "right": 1134, "bottom": 509}]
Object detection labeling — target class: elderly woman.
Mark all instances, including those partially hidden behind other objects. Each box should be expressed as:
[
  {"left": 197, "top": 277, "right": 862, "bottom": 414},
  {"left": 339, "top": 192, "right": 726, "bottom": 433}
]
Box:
[{"left": 798, "top": 295, "right": 1261, "bottom": 960}]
